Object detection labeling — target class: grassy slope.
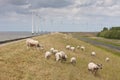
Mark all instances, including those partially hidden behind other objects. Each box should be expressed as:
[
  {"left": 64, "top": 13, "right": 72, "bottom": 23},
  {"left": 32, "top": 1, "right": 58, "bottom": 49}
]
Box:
[{"left": 0, "top": 33, "right": 120, "bottom": 80}]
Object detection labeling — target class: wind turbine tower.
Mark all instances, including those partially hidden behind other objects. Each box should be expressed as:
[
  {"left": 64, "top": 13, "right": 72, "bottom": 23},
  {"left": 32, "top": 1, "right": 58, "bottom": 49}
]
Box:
[{"left": 32, "top": 11, "right": 34, "bottom": 35}]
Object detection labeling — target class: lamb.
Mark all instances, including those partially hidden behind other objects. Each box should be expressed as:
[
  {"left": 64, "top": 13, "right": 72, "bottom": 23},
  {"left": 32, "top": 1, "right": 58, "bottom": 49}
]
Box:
[
  {"left": 88, "top": 62, "right": 102, "bottom": 75},
  {"left": 26, "top": 38, "right": 41, "bottom": 49},
  {"left": 70, "top": 57, "right": 76, "bottom": 64},
  {"left": 70, "top": 47, "right": 75, "bottom": 52},
  {"left": 45, "top": 51, "right": 52, "bottom": 59},
  {"left": 91, "top": 52, "right": 96, "bottom": 56},
  {"left": 105, "top": 57, "right": 110, "bottom": 62},
  {"left": 80, "top": 46, "right": 85, "bottom": 51},
  {"left": 66, "top": 45, "right": 71, "bottom": 50},
  {"left": 55, "top": 51, "right": 67, "bottom": 62}
]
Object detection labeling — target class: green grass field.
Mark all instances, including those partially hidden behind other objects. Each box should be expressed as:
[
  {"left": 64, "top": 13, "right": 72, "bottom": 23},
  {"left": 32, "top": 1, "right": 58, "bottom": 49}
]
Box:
[{"left": 0, "top": 33, "right": 120, "bottom": 80}]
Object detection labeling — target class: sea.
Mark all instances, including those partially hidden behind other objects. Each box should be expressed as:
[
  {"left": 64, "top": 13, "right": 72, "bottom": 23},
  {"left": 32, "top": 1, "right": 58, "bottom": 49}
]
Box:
[{"left": 0, "top": 31, "right": 47, "bottom": 42}]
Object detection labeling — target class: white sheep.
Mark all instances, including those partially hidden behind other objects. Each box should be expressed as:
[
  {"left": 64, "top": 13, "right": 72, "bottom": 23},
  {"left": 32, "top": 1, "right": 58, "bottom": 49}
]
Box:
[
  {"left": 55, "top": 51, "right": 67, "bottom": 62},
  {"left": 55, "top": 52, "right": 61, "bottom": 61},
  {"left": 88, "top": 62, "right": 102, "bottom": 75},
  {"left": 70, "top": 57, "right": 76, "bottom": 64},
  {"left": 91, "top": 52, "right": 96, "bottom": 56},
  {"left": 81, "top": 46, "right": 85, "bottom": 51},
  {"left": 105, "top": 57, "right": 110, "bottom": 62},
  {"left": 45, "top": 51, "right": 52, "bottom": 59},
  {"left": 66, "top": 45, "right": 71, "bottom": 50},
  {"left": 70, "top": 47, "right": 75, "bottom": 52},
  {"left": 76, "top": 45, "right": 80, "bottom": 49},
  {"left": 52, "top": 49, "right": 59, "bottom": 54},
  {"left": 50, "top": 48, "right": 55, "bottom": 53},
  {"left": 26, "top": 38, "right": 41, "bottom": 49}
]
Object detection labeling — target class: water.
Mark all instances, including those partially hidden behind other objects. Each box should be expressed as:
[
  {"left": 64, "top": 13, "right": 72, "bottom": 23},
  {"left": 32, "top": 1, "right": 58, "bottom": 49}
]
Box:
[{"left": 0, "top": 32, "right": 35, "bottom": 42}]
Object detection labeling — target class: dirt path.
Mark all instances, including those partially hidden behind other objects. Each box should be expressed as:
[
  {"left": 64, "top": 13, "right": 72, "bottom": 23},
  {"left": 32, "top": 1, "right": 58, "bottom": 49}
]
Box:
[{"left": 76, "top": 37, "right": 120, "bottom": 53}]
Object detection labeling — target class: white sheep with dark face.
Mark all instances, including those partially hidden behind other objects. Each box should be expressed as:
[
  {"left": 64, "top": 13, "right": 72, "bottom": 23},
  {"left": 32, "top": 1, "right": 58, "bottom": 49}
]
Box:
[{"left": 88, "top": 62, "right": 102, "bottom": 75}]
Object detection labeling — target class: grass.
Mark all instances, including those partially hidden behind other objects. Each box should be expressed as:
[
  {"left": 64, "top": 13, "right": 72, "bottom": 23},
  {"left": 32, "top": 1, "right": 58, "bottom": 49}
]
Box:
[{"left": 0, "top": 33, "right": 120, "bottom": 80}]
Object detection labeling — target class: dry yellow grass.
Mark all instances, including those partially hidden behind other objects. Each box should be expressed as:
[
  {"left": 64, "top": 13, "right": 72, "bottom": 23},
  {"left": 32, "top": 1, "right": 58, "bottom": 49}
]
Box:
[{"left": 0, "top": 33, "right": 120, "bottom": 80}]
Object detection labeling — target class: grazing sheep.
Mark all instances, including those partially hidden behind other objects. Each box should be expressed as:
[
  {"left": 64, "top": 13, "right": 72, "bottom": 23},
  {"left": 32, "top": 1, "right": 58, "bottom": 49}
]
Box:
[
  {"left": 55, "top": 52, "right": 61, "bottom": 61},
  {"left": 55, "top": 51, "right": 67, "bottom": 62},
  {"left": 81, "top": 46, "right": 85, "bottom": 51},
  {"left": 26, "top": 38, "right": 41, "bottom": 49},
  {"left": 76, "top": 46, "right": 80, "bottom": 49},
  {"left": 70, "top": 57, "right": 76, "bottom": 64},
  {"left": 88, "top": 62, "right": 102, "bottom": 75},
  {"left": 52, "top": 49, "right": 59, "bottom": 54},
  {"left": 70, "top": 47, "right": 75, "bottom": 52},
  {"left": 91, "top": 52, "right": 96, "bottom": 56},
  {"left": 105, "top": 57, "right": 110, "bottom": 62},
  {"left": 45, "top": 51, "right": 52, "bottom": 59},
  {"left": 50, "top": 48, "right": 55, "bottom": 53},
  {"left": 66, "top": 45, "right": 71, "bottom": 50}
]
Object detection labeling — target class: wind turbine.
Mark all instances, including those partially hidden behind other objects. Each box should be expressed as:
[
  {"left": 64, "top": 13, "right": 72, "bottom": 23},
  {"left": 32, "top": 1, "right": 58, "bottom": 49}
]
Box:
[{"left": 32, "top": 11, "right": 34, "bottom": 35}]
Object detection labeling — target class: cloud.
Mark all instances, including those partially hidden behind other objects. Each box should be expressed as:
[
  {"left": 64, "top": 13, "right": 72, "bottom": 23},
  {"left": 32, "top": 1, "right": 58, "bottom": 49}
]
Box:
[
  {"left": 28, "top": 0, "right": 74, "bottom": 9},
  {"left": 0, "top": 0, "right": 120, "bottom": 31}
]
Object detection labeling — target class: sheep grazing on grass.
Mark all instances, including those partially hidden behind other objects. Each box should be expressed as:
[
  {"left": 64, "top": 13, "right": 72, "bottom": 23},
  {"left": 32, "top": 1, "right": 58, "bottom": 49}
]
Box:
[
  {"left": 26, "top": 38, "right": 41, "bottom": 49},
  {"left": 70, "top": 47, "right": 75, "bottom": 52},
  {"left": 50, "top": 48, "right": 55, "bottom": 53},
  {"left": 66, "top": 45, "right": 71, "bottom": 50},
  {"left": 55, "top": 51, "right": 67, "bottom": 62},
  {"left": 91, "top": 52, "right": 96, "bottom": 56},
  {"left": 70, "top": 57, "right": 76, "bottom": 64},
  {"left": 52, "top": 49, "right": 59, "bottom": 54},
  {"left": 45, "top": 51, "right": 52, "bottom": 59},
  {"left": 76, "top": 46, "right": 80, "bottom": 49},
  {"left": 105, "top": 57, "right": 110, "bottom": 62},
  {"left": 88, "top": 62, "right": 102, "bottom": 75},
  {"left": 80, "top": 46, "right": 85, "bottom": 51}
]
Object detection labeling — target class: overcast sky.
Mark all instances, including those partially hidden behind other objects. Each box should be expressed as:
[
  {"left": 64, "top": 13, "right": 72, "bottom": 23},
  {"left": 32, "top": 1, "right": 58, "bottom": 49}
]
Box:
[{"left": 0, "top": 0, "right": 120, "bottom": 32}]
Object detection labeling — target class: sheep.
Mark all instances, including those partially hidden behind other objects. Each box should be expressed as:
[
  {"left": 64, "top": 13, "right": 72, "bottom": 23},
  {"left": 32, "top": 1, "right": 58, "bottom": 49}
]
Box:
[
  {"left": 76, "top": 45, "right": 80, "bottom": 49},
  {"left": 52, "top": 49, "right": 59, "bottom": 54},
  {"left": 50, "top": 48, "right": 55, "bottom": 53},
  {"left": 91, "top": 52, "right": 96, "bottom": 56},
  {"left": 66, "top": 45, "right": 71, "bottom": 50},
  {"left": 55, "top": 52, "right": 61, "bottom": 61},
  {"left": 26, "top": 38, "right": 41, "bottom": 49},
  {"left": 70, "top": 57, "right": 76, "bottom": 64},
  {"left": 88, "top": 62, "right": 102, "bottom": 75},
  {"left": 70, "top": 47, "right": 75, "bottom": 52},
  {"left": 55, "top": 51, "right": 67, "bottom": 62},
  {"left": 45, "top": 51, "right": 52, "bottom": 59},
  {"left": 105, "top": 57, "right": 110, "bottom": 62},
  {"left": 80, "top": 46, "right": 85, "bottom": 51}
]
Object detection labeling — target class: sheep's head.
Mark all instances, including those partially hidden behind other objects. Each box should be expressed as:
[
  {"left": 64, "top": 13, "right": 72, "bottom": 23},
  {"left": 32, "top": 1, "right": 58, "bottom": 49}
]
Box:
[
  {"left": 97, "top": 64, "right": 102, "bottom": 69},
  {"left": 36, "top": 44, "right": 40, "bottom": 47}
]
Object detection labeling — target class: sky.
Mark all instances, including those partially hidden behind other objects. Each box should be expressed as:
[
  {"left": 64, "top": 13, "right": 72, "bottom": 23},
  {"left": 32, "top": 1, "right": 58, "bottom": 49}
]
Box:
[{"left": 0, "top": 0, "right": 120, "bottom": 32}]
